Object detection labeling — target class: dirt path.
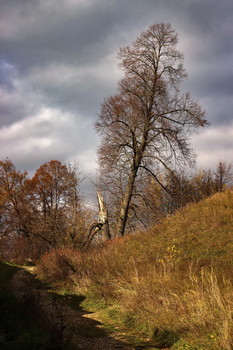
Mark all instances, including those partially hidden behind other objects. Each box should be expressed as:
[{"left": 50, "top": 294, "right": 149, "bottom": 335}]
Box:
[{"left": 10, "top": 267, "right": 135, "bottom": 350}]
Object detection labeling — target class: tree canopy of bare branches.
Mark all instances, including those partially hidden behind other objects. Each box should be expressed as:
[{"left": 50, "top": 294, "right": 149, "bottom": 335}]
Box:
[{"left": 96, "top": 23, "right": 207, "bottom": 237}]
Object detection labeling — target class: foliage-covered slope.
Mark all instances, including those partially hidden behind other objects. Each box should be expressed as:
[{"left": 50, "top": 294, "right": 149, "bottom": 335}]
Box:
[{"left": 38, "top": 190, "right": 233, "bottom": 350}]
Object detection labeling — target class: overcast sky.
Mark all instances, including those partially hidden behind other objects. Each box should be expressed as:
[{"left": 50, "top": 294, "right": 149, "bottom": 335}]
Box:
[{"left": 1, "top": 0, "right": 233, "bottom": 198}]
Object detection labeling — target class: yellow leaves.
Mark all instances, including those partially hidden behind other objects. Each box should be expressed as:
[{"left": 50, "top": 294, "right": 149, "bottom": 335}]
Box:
[{"left": 159, "top": 244, "right": 181, "bottom": 264}]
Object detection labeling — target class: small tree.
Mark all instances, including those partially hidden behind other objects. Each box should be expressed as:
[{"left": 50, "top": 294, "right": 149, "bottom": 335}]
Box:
[
  {"left": 30, "top": 160, "right": 84, "bottom": 248},
  {"left": 96, "top": 23, "right": 207, "bottom": 237},
  {"left": 214, "top": 161, "right": 233, "bottom": 192}
]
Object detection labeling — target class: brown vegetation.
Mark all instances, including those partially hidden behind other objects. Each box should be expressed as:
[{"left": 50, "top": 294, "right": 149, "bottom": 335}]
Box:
[
  {"left": 37, "top": 190, "right": 233, "bottom": 349},
  {"left": 0, "top": 159, "right": 92, "bottom": 263}
]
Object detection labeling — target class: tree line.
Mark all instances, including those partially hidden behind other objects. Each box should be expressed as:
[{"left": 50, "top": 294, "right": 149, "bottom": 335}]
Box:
[{"left": 0, "top": 156, "right": 231, "bottom": 262}]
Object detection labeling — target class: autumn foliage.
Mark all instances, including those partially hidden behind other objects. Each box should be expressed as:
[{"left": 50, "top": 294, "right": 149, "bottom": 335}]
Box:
[{"left": 0, "top": 159, "right": 89, "bottom": 262}]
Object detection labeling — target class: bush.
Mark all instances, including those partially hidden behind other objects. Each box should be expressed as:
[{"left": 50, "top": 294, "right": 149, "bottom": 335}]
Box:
[{"left": 37, "top": 248, "right": 80, "bottom": 285}]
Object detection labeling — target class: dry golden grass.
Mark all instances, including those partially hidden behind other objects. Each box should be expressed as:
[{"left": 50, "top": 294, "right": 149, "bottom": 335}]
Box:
[{"left": 37, "top": 190, "right": 233, "bottom": 349}]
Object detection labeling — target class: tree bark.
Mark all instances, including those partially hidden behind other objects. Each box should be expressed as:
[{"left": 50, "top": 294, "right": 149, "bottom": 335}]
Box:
[
  {"left": 97, "top": 190, "right": 111, "bottom": 240},
  {"left": 116, "top": 167, "right": 138, "bottom": 237}
]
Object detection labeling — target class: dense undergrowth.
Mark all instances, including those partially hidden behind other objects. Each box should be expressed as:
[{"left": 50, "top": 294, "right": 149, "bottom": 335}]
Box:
[{"left": 37, "top": 190, "right": 233, "bottom": 350}]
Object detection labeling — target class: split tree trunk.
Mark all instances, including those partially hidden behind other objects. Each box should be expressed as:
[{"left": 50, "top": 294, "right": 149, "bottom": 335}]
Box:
[
  {"left": 97, "top": 190, "right": 111, "bottom": 241},
  {"left": 85, "top": 191, "right": 111, "bottom": 247}
]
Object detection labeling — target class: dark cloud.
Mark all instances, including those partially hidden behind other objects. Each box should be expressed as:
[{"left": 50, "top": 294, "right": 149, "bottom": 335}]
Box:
[
  {"left": 0, "top": 0, "right": 232, "bottom": 195},
  {"left": 0, "top": 0, "right": 130, "bottom": 71}
]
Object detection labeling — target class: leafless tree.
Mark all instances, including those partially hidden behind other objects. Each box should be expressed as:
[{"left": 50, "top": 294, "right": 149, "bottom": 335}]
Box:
[
  {"left": 214, "top": 161, "right": 233, "bottom": 192},
  {"left": 96, "top": 23, "right": 207, "bottom": 237}
]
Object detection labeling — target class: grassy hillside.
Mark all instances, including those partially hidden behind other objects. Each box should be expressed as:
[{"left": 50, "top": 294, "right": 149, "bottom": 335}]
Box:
[{"left": 38, "top": 190, "right": 233, "bottom": 350}]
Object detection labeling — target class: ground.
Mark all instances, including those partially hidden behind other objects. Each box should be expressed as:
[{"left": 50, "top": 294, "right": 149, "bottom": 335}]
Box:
[{"left": 10, "top": 266, "right": 159, "bottom": 350}]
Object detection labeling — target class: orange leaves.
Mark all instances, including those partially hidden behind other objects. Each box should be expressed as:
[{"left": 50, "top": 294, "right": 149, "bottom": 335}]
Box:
[
  {"left": 0, "top": 158, "right": 93, "bottom": 263},
  {"left": 31, "top": 160, "right": 78, "bottom": 210}
]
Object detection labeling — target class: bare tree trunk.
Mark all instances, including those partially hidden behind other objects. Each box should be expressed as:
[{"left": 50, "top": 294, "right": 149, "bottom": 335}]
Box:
[
  {"left": 97, "top": 190, "right": 111, "bottom": 240},
  {"left": 101, "top": 220, "right": 111, "bottom": 241},
  {"left": 85, "top": 191, "right": 111, "bottom": 248},
  {"left": 116, "top": 168, "right": 137, "bottom": 237}
]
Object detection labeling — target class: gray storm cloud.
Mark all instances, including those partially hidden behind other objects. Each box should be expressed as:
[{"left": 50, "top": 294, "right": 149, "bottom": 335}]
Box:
[{"left": 0, "top": 0, "right": 233, "bottom": 190}]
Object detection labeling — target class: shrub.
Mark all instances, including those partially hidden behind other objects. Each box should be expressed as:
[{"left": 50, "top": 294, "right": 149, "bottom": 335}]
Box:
[{"left": 37, "top": 248, "right": 80, "bottom": 285}]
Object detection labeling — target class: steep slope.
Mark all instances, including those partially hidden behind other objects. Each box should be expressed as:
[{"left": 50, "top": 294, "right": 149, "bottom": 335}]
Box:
[{"left": 38, "top": 190, "right": 233, "bottom": 350}]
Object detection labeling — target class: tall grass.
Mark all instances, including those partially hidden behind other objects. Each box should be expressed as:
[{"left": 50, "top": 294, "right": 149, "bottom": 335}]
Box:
[
  {"left": 38, "top": 246, "right": 233, "bottom": 349},
  {"left": 37, "top": 190, "right": 233, "bottom": 349}
]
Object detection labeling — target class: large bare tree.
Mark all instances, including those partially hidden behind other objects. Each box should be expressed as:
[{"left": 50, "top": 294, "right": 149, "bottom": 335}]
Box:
[{"left": 96, "top": 23, "right": 207, "bottom": 237}]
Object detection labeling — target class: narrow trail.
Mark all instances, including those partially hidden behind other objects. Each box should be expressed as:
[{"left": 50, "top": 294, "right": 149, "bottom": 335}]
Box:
[{"left": 10, "top": 267, "right": 137, "bottom": 350}]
